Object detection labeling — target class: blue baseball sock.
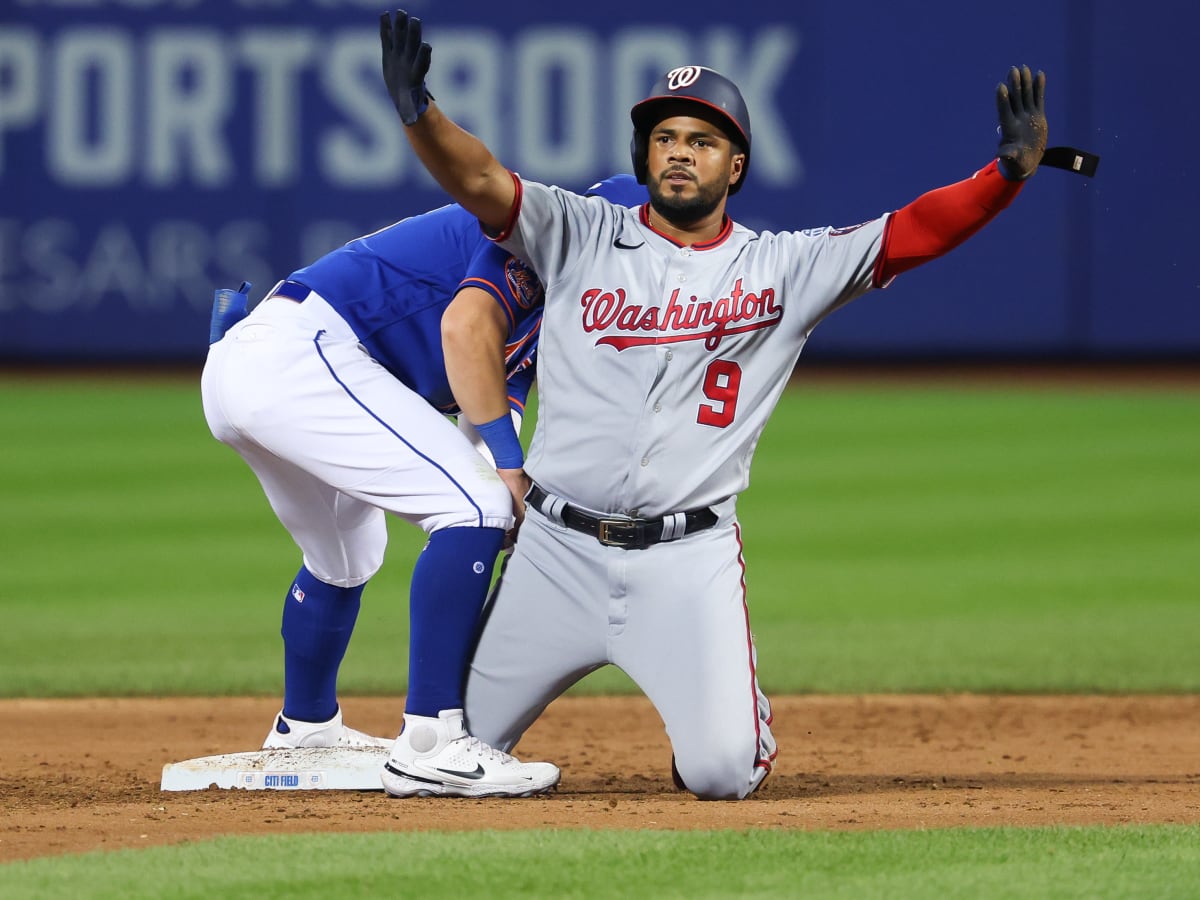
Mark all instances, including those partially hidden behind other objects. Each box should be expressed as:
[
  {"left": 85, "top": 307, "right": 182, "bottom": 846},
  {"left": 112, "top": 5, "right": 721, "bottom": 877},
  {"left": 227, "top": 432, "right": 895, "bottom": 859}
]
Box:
[
  {"left": 405, "top": 526, "right": 505, "bottom": 717},
  {"left": 280, "top": 566, "right": 364, "bottom": 723}
]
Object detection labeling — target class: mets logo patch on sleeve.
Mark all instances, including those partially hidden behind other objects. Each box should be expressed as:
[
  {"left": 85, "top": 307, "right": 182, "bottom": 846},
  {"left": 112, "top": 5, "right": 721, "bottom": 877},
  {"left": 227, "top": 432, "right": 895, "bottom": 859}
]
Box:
[{"left": 505, "top": 257, "right": 545, "bottom": 309}]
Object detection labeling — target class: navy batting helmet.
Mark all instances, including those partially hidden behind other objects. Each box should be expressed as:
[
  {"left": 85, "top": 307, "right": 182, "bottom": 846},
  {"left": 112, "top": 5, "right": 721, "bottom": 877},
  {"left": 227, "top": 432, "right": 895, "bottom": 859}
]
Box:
[{"left": 630, "top": 66, "right": 752, "bottom": 195}]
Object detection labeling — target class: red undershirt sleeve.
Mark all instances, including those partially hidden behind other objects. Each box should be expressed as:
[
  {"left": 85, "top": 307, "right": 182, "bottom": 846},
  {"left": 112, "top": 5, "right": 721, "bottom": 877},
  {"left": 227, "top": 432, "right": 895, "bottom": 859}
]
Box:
[{"left": 874, "top": 160, "right": 1024, "bottom": 287}]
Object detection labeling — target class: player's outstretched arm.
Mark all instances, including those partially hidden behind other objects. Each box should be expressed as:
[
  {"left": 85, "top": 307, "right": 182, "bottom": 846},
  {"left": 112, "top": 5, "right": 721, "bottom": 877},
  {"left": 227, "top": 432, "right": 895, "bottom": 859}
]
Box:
[
  {"left": 380, "top": 10, "right": 515, "bottom": 233},
  {"left": 874, "top": 66, "right": 1050, "bottom": 284},
  {"left": 877, "top": 162, "right": 1022, "bottom": 282}
]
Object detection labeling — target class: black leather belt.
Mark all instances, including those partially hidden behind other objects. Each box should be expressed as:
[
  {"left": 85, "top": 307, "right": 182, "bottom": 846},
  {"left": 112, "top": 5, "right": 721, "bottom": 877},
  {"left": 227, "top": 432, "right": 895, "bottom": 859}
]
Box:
[
  {"left": 527, "top": 484, "right": 717, "bottom": 550},
  {"left": 269, "top": 279, "right": 310, "bottom": 302}
]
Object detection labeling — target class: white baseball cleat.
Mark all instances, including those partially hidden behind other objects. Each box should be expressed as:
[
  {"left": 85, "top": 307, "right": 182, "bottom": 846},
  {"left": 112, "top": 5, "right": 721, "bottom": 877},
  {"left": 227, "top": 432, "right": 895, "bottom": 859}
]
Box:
[
  {"left": 262, "top": 707, "right": 391, "bottom": 751},
  {"left": 382, "top": 708, "right": 560, "bottom": 798}
]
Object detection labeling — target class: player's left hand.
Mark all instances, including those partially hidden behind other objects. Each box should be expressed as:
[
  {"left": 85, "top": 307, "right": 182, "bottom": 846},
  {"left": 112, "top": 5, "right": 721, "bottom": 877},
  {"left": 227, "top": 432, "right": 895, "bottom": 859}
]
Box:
[
  {"left": 995, "top": 65, "right": 1048, "bottom": 181},
  {"left": 380, "top": 9, "right": 433, "bottom": 126}
]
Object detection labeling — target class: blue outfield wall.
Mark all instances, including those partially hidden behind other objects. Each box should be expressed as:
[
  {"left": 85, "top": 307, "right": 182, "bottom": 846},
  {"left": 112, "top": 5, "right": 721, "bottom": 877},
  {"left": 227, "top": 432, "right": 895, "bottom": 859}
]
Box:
[{"left": 1, "top": 0, "right": 1196, "bottom": 362}]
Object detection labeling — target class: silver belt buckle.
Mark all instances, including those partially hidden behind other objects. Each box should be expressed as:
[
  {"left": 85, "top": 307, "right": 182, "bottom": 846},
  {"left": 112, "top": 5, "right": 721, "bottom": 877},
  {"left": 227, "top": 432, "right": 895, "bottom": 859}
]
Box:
[{"left": 597, "top": 518, "right": 636, "bottom": 547}]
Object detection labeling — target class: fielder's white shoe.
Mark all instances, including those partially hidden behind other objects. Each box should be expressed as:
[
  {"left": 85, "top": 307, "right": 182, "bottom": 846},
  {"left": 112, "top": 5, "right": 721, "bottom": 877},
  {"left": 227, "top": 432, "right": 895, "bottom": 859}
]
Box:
[
  {"left": 381, "top": 708, "right": 560, "bottom": 798},
  {"left": 262, "top": 707, "right": 391, "bottom": 751}
]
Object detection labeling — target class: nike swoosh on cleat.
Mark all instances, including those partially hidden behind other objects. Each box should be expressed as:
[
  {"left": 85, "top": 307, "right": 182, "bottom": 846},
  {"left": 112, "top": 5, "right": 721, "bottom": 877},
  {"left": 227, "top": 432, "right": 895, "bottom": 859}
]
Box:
[
  {"left": 614, "top": 238, "right": 644, "bottom": 250},
  {"left": 435, "top": 764, "right": 487, "bottom": 780},
  {"left": 384, "top": 762, "right": 445, "bottom": 787}
]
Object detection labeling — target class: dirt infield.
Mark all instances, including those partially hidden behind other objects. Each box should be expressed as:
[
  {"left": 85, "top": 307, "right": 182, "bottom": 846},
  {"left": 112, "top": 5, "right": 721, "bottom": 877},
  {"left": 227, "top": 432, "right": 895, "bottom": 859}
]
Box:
[{"left": 3, "top": 695, "right": 1198, "bottom": 862}]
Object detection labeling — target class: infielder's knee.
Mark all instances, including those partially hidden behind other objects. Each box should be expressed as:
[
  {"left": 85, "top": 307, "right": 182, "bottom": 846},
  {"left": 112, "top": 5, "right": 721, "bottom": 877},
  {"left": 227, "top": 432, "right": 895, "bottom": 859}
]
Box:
[
  {"left": 302, "top": 551, "right": 383, "bottom": 588},
  {"left": 299, "top": 523, "right": 388, "bottom": 587},
  {"left": 422, "top": 478, "right": 514, "bottom": 533}
]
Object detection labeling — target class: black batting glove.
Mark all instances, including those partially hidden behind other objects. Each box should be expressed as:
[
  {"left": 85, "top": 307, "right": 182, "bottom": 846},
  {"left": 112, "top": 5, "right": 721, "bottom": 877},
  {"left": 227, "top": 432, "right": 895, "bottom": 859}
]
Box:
[
  {"left": 995, "top": 65, "right": 1048, "bottom": 181},
  {"left": 380, "top": 9, "right": 433, "bottom": 126}
]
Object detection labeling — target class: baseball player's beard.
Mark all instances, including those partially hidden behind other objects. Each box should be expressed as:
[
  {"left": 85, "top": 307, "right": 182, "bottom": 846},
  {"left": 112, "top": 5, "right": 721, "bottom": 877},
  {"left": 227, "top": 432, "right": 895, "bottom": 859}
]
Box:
[{"left": 648, "top": 174, "right": 726, "bottom": 227}]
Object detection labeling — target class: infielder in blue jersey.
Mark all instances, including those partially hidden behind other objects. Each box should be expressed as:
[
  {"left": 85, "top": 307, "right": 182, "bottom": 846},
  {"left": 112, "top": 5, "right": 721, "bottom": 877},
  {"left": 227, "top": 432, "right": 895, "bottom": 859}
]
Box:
[{"left": 201, "top": 175, "right": 647, "bottom": 798}]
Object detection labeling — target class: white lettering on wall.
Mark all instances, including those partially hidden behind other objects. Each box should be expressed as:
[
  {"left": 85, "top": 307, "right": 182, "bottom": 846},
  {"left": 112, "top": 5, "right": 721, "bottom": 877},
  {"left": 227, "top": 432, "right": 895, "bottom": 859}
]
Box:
[
  {"left": 610, "top": 28, "right": 693, "bottom": 167},
  {"left": 433, "top": 30, "right": 504, "bottom": 150},
  {"left": 238, "top": 29, "right": 317, "bottom": 185},
  {"left": 320, "top": 30, "right": 406, "bottom": 185},
  {"left": 0, "top": 20, "right": 804, "bottom": 321},
  {"left": 49, "top": 29, "right": 134, "bottom": 185},
  {"left": 147, "top": 29, "right": 234, "bottom": 186},
  {"left": 514, "top": 28, "right": 600, "bottom": 183},
  {"left": 2, "top": 23, "right": 802, "bottom": 189},
  {"left": 0, "top": 216, "right": 275, "bottom": 313},
  {"left": 701, "top": 27, "right": 802, "bottom": 183}
]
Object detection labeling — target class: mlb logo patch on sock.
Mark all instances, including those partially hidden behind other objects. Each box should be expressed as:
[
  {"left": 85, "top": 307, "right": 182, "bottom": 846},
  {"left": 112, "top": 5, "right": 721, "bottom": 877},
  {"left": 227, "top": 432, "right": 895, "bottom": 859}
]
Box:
[{"left": 291, "top": 584, "right": 305, "bottom": 603}]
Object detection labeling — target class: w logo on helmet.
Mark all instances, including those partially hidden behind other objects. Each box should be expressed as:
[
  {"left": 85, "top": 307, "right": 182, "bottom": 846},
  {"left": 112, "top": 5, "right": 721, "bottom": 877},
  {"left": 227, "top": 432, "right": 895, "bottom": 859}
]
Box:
[{"left": 666, "top": 66, "right": 703, "bottom": 91}]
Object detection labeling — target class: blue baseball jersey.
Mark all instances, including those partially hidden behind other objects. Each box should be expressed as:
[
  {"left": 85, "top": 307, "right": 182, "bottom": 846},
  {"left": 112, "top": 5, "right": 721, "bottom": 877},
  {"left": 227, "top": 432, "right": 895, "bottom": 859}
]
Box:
[{"left": 291, "top": 204, "right": 544, "bottom": 414}]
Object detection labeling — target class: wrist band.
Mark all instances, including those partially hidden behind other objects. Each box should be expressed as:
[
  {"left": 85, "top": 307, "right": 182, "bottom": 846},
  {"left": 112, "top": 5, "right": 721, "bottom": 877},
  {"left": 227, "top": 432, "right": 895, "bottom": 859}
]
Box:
[
  {"left": 474, "top": 415, "right": 524, "bottom": 469},
  {"left": 1041, "top": 146, "right": 1100, "bottom": 178}
]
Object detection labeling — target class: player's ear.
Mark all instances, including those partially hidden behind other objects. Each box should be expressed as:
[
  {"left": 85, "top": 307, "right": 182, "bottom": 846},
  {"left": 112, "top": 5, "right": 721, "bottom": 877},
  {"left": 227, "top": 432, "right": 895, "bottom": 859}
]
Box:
[{"left": 728, "top": 152, "right": 746, "bottom": 190}]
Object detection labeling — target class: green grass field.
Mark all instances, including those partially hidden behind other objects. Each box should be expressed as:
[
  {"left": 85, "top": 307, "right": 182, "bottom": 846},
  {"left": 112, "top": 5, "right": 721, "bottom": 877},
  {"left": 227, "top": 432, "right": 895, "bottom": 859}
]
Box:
[
  {"left": 2, "top": 371, "right": 1197, "bottom": 896},
  {"left": 4, "top": 826, "right": 1199, "bottom": 900},
  {"left": 2, "top": 373, "right": 1196, "bottom": 696}
]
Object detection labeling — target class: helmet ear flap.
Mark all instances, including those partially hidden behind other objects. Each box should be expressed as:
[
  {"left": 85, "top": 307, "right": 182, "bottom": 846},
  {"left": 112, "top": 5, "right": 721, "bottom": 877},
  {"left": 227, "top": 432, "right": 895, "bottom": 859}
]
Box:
[{"left": 630, "top": 130, "right": 649, "bottom": 185}]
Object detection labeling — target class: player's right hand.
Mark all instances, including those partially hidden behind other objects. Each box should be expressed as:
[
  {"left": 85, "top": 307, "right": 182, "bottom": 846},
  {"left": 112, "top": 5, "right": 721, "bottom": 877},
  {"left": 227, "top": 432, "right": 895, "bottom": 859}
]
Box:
[
  {"left": 995, "top": 65, "right": 1048, "bottom": 181},
  {"left": 497, "top": 467, "right": 531, "bottom": 547},
  {"left": 380, "top": 9, "right": 433, "bottom": 126}
]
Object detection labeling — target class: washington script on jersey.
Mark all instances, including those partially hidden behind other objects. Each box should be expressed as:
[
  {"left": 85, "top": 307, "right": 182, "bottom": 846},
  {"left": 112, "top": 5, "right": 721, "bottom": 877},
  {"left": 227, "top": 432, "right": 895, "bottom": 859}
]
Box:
[{"left": 579, "top": 279, "right": 782, "bottom": 352}]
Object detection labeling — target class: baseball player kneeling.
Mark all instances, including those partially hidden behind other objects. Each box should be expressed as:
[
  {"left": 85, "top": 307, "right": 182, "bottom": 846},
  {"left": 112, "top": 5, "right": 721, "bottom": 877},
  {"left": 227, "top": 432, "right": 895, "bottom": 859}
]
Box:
[{"left": 381, "top": 10, "right": 1082, "bottom": 798}]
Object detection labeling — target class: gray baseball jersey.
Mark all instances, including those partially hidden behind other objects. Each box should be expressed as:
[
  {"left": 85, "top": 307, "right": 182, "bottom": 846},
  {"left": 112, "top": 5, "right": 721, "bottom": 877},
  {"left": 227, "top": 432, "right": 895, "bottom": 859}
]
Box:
[
  {"left": 464, "top": 180, "right": 889, "bottom": 800},
  {"left": 507, "top": 181, "right": 886, "bottom": 517}
]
